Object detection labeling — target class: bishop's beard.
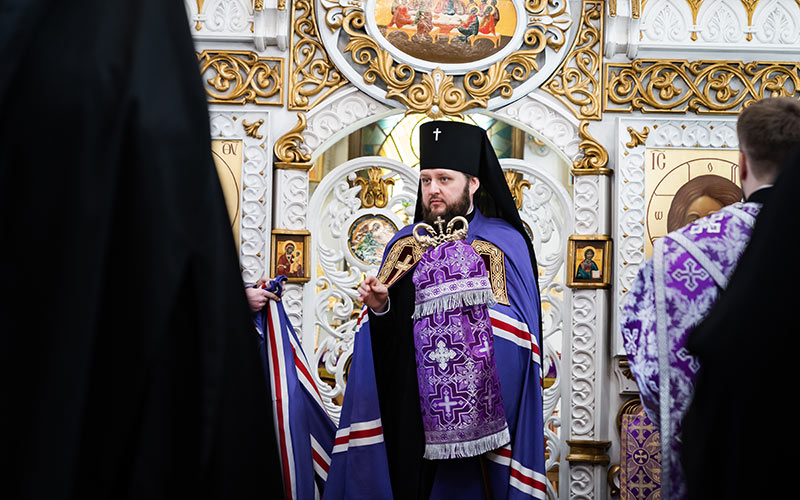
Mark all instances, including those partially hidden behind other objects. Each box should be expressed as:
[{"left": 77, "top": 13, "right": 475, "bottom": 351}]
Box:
[{"left": 422, "top": 182, "right": 472, "bottom": 225}]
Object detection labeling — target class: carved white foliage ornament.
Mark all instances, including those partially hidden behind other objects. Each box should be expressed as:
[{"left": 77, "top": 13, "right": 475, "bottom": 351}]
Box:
[{"left": 639, "top": 0, "right": 800, "bottom": 50}]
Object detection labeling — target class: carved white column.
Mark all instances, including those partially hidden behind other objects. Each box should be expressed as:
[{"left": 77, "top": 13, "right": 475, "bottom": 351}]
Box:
[
  {"left": 565, "top": 146, "right": 612, "bottom": 499},
  {"left": 273, "top": 166, "right": 309, "bottom": 331}
]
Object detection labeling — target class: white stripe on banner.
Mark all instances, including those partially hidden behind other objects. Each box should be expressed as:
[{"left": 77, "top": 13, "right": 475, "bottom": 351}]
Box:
[
  {"left": 485, "top": 445, "right": 547, "bottom": 499},
  {"left": 267, "top": 301, "right": 298, "bottom": 500},
  {"left": 286, "top": 329, "right": 328, "bottom": 413},
  {"left": 354, "top": 307, "right": 369, "bottom": 332},
  {"left": 332, "top": 418, "right": 383, "bottom": 454},
  {"left": 486, "top": 445, "right": 512, "bottom": 466},
  {"left": 489, "top": 309, "right": 541, "bottom": 366},
  {"left": 310, "top": 434, "right": 331, "bottom": 481},
  {"left": 509, "top": 459, "right": 548, "bottom": 499}
]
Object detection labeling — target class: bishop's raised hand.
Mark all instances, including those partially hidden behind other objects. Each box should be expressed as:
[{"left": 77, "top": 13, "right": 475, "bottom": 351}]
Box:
[{"left": 358, "top": 275, "right": 389, "bottom": 313}]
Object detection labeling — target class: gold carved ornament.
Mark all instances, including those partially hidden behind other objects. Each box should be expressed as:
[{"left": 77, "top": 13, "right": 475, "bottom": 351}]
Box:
[
  {"left": 504, "top": 169, "right": 531, "bottom": 210},
  {"left": 566, "top": 440, "right": 612, "bottom": 465},
  {"left": 323, "top": 0, "right": 571, "bottom": 118},
  {"left": 572, "top": 120, "right": 609, "bottom": 174},
  {"left": 353, "top": 167, "right": 395, "bottom": 209},
  {"left": 609, "top": 0, "right": 642, "bottom": 18},
  {"left": 242, "top": 119, "right": 264, "bottom": 139},
  {"left": 274, "top": 112, "right": 313, "bottom": 169},
  {"left": 542, "top": 0, "right": 603, "bottom": 120},
  {"left": 288, "top": 0, "right": 348, "bottom": 111},
  {"left": 625, "top": 126, "right": 649, "bottom": 148},
  {"left": 198, "top": 51, "right": 283, "bottom": 105},
  {"left": 685, "top": 0, "right": 704, "bottom": 40},
  {"left": 739, "top": 0, "right": 760, "bottom": 40},
  {"left": 605, "top": 60, "right": 800, "bottom": 114}
]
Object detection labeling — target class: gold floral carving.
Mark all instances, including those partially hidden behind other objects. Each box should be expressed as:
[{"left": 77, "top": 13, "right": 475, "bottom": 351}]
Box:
[
  {"left": 353, "top": 167, "right": 395, "bottom": 208},
  {"left": 685, "top": 0, "right": 704, "bottom": 40},
  {"left": 605, "top": 60, "right": 800, "bottom": 114},
  {"left": 542, "top": 0, "right": 603, "bottom": 120},
  {"left": 254, "top": 0, "right": 263, "bottom": 11},
  {"left": 242, "top": 119, "right": 264, "bottom": 139},
  {"left": 572, "top": 120, "right": 610, "bottom": 174},
  {"left": 625, "top": 126, "right": 650, "bottom": 148},
  {"left": 274, "top": 112, "right": 312, "bottom": 169},
  {"left": 322, "top": 0, "right": 569, "bottom": 118},
  {"left": 739, "top": 0, "right": 760, "bottom": 40},
  {"left": 504, "top": 170, "right": 531, "bottom": 210},
  {"left": 608, "top": 0, "right": 641, "bottom": 19},
  {"left": 198, "top": 51, "right": 283, "bottom": 105},
  {"left": 195, "top": 1, "right": 205, "bottom": 30},
  {"left": 288, "top": 0, "right": 348, "bottom": 111}
]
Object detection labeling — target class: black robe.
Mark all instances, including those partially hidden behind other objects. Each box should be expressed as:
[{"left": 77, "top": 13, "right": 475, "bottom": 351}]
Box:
[
  {"left": 370, "top": 270, "right": 436, "bottom": 499},
  {"left": 681, "top": 148, "right": 799, "bottom": 499},
  {"left": 1, "top": 1, "right": 283, "bottom": 498}
]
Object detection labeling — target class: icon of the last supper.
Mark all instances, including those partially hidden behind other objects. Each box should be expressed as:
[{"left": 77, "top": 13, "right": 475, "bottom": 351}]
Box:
[{"left": 374, "top": 0, "right": 517, "bottom": 64}]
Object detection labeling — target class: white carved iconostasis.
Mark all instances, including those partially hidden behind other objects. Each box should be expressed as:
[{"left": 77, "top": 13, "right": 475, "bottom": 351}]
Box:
[{"left": 187, "top": 0, "right": 800, "bottom": 498}]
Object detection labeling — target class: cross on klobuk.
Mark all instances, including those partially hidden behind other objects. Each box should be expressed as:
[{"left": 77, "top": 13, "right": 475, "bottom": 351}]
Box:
[
  {"left": 433, "top": 127, "right": 442, "bottom": 141},
  {"left": 429, "top": 340, "right": 457, "bottom": 370},
  {"left": 670, "top": 259, "right": 709, "bottom": 292},
  {"left": 437, "top": 388, "right": 460, "bottom": 417}
]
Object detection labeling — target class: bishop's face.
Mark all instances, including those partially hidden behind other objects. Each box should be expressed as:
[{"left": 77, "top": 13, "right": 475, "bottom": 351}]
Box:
[{"left": 420, "top": 168, "right": 477, "bottom": 223}]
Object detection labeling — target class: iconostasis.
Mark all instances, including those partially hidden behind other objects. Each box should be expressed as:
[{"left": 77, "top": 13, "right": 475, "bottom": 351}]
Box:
[{"left": 187, "top": 0, "right": 800, "bottom": 498}]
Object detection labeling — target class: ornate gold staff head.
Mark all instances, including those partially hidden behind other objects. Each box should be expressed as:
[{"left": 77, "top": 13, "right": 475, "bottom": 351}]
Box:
[{"left": 412, "top": 216, "right": 469, "bottom": 250}]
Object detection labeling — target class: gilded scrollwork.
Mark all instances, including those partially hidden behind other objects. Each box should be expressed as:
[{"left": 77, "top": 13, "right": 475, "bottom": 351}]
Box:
[
  {"left": 625, "top": 126, "right": 649, "bottom": 148},
  {"left": 198, "top": 50, "right": 283, "bottom": 105},
  {"left": 572, "top": 120, "right": 610, "bottom": 173},
  {"left": 353, "top": 167, "right": 395, "bottom": 208},
  {"left": 288, "top": 0, "right": 348, "bottom": 111},
  {"left": 503, "top": 169, "right": 531, "bottom": 210},
  {"left": 319, "top": 0, "right": 573, "bottom": 117},
  {"left": 274, "top": 112, "right": 312, "bottom": 167},
  {"left": 242, "top": 119, "right": 265, "bottom": 139},
  {"left": 605, "top": 60, "right": 800, "bottom": 114},
  {"left": 542, "top": 0, "right": 603, "bottom": 120}
]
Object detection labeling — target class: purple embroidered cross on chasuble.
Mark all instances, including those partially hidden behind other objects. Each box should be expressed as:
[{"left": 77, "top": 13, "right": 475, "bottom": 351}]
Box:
[
  {"left": 411, "top": 227, "right": 510, "bottom": 459},
  {"left": 621, "top": 201, "right": 761, "bottom": 499}
]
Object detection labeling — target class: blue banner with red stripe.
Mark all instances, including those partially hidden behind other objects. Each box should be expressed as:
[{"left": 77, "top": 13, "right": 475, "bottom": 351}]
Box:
[
  {"left": 255, "top": 276, "right": 337, "bottom": 500},
  {"left": 322, "top": 308, "right": 393, "bottom": 500}
]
